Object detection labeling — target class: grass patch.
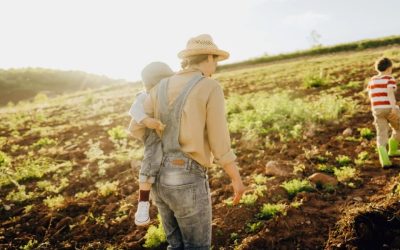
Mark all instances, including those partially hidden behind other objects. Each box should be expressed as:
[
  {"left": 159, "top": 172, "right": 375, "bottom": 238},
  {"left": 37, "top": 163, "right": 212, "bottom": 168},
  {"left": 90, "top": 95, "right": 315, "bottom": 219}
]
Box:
[{"left": 227, "top": 92, "right": 357, "bottom": 142}]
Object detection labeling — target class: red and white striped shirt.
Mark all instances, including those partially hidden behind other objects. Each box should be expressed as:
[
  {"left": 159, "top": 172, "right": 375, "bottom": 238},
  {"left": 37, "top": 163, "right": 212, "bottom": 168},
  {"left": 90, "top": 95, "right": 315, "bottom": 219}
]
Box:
[{"left": 367, "top": 75, "right": 397, "bottom": 110}]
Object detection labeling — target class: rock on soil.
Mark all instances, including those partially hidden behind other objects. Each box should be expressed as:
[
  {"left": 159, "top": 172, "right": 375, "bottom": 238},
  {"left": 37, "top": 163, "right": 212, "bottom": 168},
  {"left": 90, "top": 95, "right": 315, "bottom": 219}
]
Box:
[
  {"left": 308, "top": 173, "right": 338, "bottom": 186},
  {"left": 265, "top": 161, "right": 289, "bottom": 177}
]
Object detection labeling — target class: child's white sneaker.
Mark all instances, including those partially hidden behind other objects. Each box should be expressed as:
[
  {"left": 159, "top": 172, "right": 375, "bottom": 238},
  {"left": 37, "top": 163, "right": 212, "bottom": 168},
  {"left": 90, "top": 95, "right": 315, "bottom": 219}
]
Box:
[{"left": 134, "top": 201, "right": 150, "bottom": 226}]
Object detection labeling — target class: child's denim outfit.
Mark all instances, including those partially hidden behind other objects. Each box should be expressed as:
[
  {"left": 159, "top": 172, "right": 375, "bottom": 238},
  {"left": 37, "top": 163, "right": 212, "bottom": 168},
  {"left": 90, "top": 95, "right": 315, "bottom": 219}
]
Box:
[
  {"left": 150, "top": 75, "right": 212, "bottom": 250},
  {"left": 129, "top": 91, "right": 163, "bottom": 184}
]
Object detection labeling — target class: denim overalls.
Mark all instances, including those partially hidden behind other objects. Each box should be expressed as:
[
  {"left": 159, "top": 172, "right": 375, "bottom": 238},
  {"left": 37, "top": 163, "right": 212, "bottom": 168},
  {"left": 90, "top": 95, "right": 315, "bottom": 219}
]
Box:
[{"left": 150, "top": 74, "right": 212, "bottom": 250}]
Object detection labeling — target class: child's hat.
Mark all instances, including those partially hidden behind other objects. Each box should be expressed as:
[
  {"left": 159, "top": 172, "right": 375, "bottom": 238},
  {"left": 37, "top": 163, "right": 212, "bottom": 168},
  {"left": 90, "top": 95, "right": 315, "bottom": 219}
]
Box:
[
  {"left": 141, "top": 62, "right": 174, "bottom": 91},
  {"left": 178, "top": 34, "right": 230, "bottom": 62}
]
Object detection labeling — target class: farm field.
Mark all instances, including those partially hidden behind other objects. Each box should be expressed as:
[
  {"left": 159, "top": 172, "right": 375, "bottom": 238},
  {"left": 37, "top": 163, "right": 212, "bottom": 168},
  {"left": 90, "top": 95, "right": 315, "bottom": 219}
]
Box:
[{"left": 1, "top": 45, "right": 400, "bottom": 249}]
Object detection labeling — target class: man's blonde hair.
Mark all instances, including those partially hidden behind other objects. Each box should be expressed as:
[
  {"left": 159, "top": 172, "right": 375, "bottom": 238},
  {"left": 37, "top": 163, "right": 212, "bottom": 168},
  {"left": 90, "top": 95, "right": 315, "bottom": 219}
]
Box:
[{"left": 181, "top": 54, "right": 218, "bottom": 69}]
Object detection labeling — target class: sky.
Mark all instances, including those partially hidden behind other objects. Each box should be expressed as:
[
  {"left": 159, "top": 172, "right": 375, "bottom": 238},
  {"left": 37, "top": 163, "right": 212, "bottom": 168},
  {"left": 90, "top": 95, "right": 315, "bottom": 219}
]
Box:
[{"left": 0, "top": 0, "right": 399, "bottom": 81}]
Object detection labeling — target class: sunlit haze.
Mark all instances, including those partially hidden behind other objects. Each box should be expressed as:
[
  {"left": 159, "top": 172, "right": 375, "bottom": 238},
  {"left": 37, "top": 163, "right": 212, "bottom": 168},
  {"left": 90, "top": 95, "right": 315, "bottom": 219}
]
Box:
[{"left": 1, "top": 0, "right": 399, "bottom": 81}]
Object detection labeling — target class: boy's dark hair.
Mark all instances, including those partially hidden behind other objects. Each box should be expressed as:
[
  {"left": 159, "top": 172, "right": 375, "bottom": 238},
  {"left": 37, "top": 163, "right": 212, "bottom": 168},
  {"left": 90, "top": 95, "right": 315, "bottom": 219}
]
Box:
[{"left": 375, "top": 57, "right": 393, "bottom": 72}]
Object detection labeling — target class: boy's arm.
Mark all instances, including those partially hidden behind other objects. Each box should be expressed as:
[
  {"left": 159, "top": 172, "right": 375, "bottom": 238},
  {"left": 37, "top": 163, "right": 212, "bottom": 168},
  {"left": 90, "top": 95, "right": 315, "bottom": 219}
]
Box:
[
  {"left": 388, "top": 77, "right": 398, "bottom": 109},
  {"left": 127, "top": 118, "right": 146, "bottom": 142},
  {"left": 128, "top": 92, "right": 148, "bottom": 124}
]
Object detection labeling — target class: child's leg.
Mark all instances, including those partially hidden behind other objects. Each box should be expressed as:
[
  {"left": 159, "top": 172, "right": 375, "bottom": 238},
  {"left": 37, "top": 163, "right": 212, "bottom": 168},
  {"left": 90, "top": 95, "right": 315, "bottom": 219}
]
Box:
[
  {"left": 388, "top": 109, "right": 400, "bottom": 140},
  {"left": 374, "top": 109, "right": 392, "bottom": 167},
  {"left": 387, "top": 109, "right": 400, "bottom": 156},
  {"left": 138, "top": 182, "right": 152, "bottom": 202},
  {"left": 374, "top": 110, "right": 390, "bottom": 147}
]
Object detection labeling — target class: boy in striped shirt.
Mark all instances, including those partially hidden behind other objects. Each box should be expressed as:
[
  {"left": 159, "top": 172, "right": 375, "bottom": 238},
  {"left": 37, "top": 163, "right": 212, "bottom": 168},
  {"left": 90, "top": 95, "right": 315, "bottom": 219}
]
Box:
[{"left": 367, "top": 57, "right": 400, "bottom": 168}]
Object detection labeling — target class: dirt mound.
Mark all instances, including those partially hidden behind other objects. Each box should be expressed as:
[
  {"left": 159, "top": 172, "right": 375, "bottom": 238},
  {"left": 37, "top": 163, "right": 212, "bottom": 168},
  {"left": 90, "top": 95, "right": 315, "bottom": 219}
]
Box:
[{"left": 327, "top": 200, "right": 400, "bottom": 249}]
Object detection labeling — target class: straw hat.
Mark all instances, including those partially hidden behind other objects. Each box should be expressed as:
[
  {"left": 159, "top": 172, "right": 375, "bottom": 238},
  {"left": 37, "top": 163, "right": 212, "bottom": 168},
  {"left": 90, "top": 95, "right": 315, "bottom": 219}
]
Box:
[
  {"left": 178, "top": 34, "right": 230, "bottom": 61},
  {"left": 141, "top": 62, "right": 174, "bottom": 91}
]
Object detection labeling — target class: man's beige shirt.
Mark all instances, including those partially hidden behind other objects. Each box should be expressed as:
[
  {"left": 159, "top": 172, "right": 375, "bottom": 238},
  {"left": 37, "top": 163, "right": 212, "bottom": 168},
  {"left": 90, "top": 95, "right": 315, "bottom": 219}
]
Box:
[{"left": 130, "top": 72, "right": 236, "bottom": 168}]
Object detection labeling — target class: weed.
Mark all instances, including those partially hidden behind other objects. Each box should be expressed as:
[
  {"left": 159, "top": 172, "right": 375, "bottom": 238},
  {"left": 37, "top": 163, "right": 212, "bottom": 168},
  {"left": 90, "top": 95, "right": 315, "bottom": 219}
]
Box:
[
  {"left": 335, "top": 155, "right": 352, "bottom": 166},
  {"left": 32, "top": 137, "right": 56, "bottom": 149},
  {"left": 245, "top": 221, "right": 263, "bottom": 233},
  {"left": 317, "top": 164, "right": 335, "bottom": 173},
  {"left": 108, "top": 126, "right": 128, "bottom": 141},
  {"left": 24, "top": 204, "right": 34, "bottom": 213},
  {"left": 74, "top": 191, "right": 94, "bottom": 199},
  {"left": 281, "top": 179, "right": 313, "bottom": 198},
  {"left": 253, "top": 184, "right": 268, "bottom": 197},
  {"left": 355, "top": 151, "right": 369, "bottom": 166},
  {"left": 334, "top": 167, "right": 356, "bottom": 183},
  {"left": 258, "top": 203, "right": 286, "bottom": 219},
  {"left": 43, "top": 195, "right": 65, "bottom": 210},
  {"left": 303, "top": 71, "right": 329, "bottom": 88},
  {"left": 95, "top": 181, "right": 119, "bottom": 197},
  {"left": 293, "top": 163, "right": 306, "bottom": 175},
  {"left": 86, "top": 140, "right": 106, "bottom": 162},
  {"left": 358, "top": 128, "right": 374, "bottom": 140},
  {"left": 6, "top": 185, "right": 37, "bottom": 202},
  {"left": 253, "top": 174, "right": 268, "bottom": 185},
  {"left": 240, "top": 193, "right": 258, "bottom": 206},
  {"left": 19, "top": 239, "right": 38, "bottom": 250},
  {"left": 291, "top": 199, "right": 303, "bottom": 208}
]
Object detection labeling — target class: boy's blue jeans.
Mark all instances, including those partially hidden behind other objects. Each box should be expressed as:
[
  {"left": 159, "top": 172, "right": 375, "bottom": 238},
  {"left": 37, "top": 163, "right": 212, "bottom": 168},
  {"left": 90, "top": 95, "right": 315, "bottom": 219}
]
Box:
[{"left": 150, "top": 156, "right": 212, "bottom": 250}]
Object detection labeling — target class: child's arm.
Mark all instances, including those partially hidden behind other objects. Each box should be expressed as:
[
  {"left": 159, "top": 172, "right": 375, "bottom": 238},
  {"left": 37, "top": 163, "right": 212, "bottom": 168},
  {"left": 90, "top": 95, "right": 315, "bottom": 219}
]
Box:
[
  {"left": 142, "top": 117, "right": 166, "bottom": 131},
  {"left": 128, "top": 92, "right": 149, "bottom": 124},
  {"left": 127, "top": 118, "right": 146, "bottom": 141},
  {"left": 388, "top": 77, "right": 398, "bottom": 109}
]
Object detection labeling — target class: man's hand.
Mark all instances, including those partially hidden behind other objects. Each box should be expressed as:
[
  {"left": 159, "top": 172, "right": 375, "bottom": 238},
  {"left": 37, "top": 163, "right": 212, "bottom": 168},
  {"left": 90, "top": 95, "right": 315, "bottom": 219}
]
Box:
[
  {"left": 142, "top": 117, "right": 166, "bottom": 131},
  {"left": 231, "top": 178, "right": 247, "bottom": 205},
  {"left": 222, "top": 161, "right": 247, "bottom": 205}
]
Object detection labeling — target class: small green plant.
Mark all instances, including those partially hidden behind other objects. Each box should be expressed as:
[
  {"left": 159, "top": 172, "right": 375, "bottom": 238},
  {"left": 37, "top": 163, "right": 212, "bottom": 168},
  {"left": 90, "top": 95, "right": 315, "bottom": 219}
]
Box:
[
  {"left": 85, "top": 140, "right": 106, "bottom": 162},
  {"left": 341, "top": 81, "right": 361, "bottom": 90},
  {"left": 74, "top": 191, "right": 94, "bottom": 199},
  {"left": 0, "top": 151, "right": 11, "bottom": 167},
  {"left": 32, "top": 137, "right": 56, "bottom": 149},
  {"left": 6, "top": 185, "right": 37, "bottom": 202},
  {"left": 334, "top": 166, "right": 356, "bottom": 183},
  {"left": 253, "top": 184, "right": 267, "bottom": 197},
  {"left": 108, "top": 126, "right": 128, "bottom": 141},
  {"left": 293, "top": 163, "right": 306, "bottom": 175},
  {"left": 143, "top": 214, "right": 167, "bottom": 248},
  {"left": 394, "top": 184, "right": 400, "bottom": 196},
  {"left": 303, "top": 72, "right": 328, "bottom": 88},
  {"left": 317, "top": 164, "right": 335, "bottom": 173},
  {"left": 24, "top": 204, "right": 34, "bottom": 213},
  {"left": 245, "top": 221, "right": 263, "bottom": 233},
  {"left": 358, "top": 128, "right": 374, "bottom": 140},
  {"left": 291, "top": 199, "right": 303, "bottom": 208},
  {"left": 19, "top": 239, "right": 38, "bottom": 250},
  {"left": 37, "top": 178, "right": 69, "bottom": 194},
  {"left": 43, "top": 195, "right": 65, "bottom": 210},
  {"left": 258, "top": 203, "right": 286, "bottom": 219},
  {"left": 281, "top": 179, "right": 313, "bottom": 198},
  {"left": 335, "top": 155, "right": 352, "bottom": 166},
  {"left": 223, "top": 197, "right": 234, "bottom": 207},
  {"left": 240, "top": 193, "right": 258, "bottom": 206},
  {"left": 355, "top": 151, "right": 369, "bottom": 166},
  {"left": 230, "top": 232, "right": 239, "bottom": 241},
  {"left": 95, "top": 180, "right": 119, "bottom": 197},
  {"left": 253, "top": 174, "right": 268, "bottom": 185}
]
